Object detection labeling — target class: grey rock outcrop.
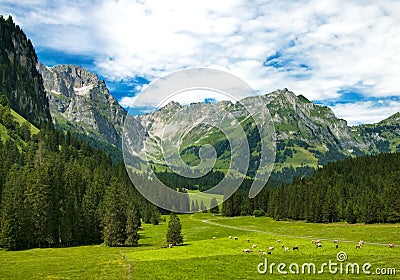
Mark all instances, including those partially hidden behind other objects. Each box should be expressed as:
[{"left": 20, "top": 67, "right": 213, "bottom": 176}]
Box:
[{"left": 38, "top": 63, "right": 126, "bottom": 147}]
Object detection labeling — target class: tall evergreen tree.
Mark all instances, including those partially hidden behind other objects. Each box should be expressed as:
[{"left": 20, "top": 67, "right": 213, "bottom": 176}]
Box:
[
  {"left": 0, "top": 165, "right": 26, "bottom": 250},
  {"left": 210, "top": 197, "right": 219, "bottom": 214},
  {"left": 102, "top": 178, "right": 127, "bottom": 247},
  {"left": 200, "top": 200, "right": 207, "bottom": 213},
  {"left": 125, "top": 203, "right": 140, "bottom": 246},
  {"left": 166, "top": 212, "right": 183, "bottom": 246}
]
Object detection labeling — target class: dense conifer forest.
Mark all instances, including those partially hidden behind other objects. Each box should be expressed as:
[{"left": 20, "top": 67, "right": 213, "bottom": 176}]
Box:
[
  {"left": 0, "top": 97, "right": 163, "bottom": 250},
  {"left": 222, "top": 152, "right": 400, "bottom": 223}
]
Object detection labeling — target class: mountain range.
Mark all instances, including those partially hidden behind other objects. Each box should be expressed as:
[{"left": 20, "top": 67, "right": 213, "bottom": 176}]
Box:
[
  {"left": 130, "top": 88, "right": 399, "bottom": 177},
  {"left": 1, "top": 15, "right": 399, "bottom": 176},
  {"left": 38, "top": 66, "right": 400, "bottom": 176}
]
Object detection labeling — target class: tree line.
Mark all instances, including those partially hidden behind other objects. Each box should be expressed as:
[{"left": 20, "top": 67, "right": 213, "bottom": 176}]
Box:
[{"left": 222, "top": 152, "right": 400, "bottom": 224}]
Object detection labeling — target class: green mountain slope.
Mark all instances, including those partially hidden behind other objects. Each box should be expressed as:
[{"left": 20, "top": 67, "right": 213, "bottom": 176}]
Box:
[
  {"left": 354, "top": 112, "right": 400, "bottom": 153},
  {"left": 0, "top": 16, "right": 51, "bottom": 128},
  {"left": 0, "top": 96, "right": 38, "bottom": 147}
]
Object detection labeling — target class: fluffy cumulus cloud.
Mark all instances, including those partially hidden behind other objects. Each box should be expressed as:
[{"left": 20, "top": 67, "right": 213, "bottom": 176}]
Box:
[
  {"left": 1, "top": 0, "right": 399, "bottom": 122},
  {"left": 331, "top": 99, "right": 400, "bottom": 125}
]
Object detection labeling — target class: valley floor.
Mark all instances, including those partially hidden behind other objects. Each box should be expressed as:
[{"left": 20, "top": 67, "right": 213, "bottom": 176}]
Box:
[{"left": 0, "top": 213, "right": 399, "bottom": 279}]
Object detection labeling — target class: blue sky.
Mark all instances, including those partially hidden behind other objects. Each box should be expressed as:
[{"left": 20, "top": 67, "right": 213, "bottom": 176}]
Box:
[{"left": 1, "top": 0, "right": 399, "bottom": 125}]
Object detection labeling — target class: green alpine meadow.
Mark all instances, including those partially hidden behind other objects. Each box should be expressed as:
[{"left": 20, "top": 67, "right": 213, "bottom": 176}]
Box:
[{"left": 1, "top": 213, "right": 399, "bottom": 279}]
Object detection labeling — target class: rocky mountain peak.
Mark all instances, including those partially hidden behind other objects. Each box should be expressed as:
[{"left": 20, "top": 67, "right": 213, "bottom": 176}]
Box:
[{"left": 37, "top": 64, "right": 126, "bottom": 147}]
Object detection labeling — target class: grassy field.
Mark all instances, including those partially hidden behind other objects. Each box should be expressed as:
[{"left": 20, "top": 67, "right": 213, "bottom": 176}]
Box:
[
  {"left": 0, "top": 245, "right": 132, "bottom": 279},
  {"left": 0, "top": 213, "right": 399, "bottom": 279}
]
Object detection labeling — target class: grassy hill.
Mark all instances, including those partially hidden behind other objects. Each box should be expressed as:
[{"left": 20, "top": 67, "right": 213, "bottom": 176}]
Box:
[
  {"left": 0, "top": 106, "right": 39, "bottom": 146},
  {"left": 10, "top": 108, "right": 39, "bottom": 134}
]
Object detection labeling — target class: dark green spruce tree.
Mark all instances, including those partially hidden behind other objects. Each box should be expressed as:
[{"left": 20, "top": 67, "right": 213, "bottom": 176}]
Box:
[
  {"left": 102, "top": 178, "right": 127, "bottom": 247},
  {"left": 166, "top": 212, "right": 183, "bottom": 246},
  {"left": 0, "top": 165, "right": 26, "bottom": 250},
  {"left": 125, "top": 202, "right": 140, "bottom": 246},
  {"left": 210, "top": 197, "right": 219, "bottom": 214}
]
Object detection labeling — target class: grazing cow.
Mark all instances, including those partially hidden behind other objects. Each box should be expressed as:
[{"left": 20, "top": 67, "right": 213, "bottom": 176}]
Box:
[
  {"left": 252, "top": 244, "right": 257, "bottom": 249},
  {"left": 281, "top": 244, "right": 285, "bottom": 248},
  {"left": 277, "top": 240, "right": 281, "bottom": 243},
  {"left": 311, "top": 240, "right": 315, "bottom": 244},
  {"left": 258, "top": 250, "right": 264, "bottom": 253},
  {"left": 334, "top": 240, "right": 339, "bottom": 244},
  {"left": 359, "top": 240, "right": 364, "bottom": 245},
  {"left": 234, "top": 237, "right": 238, "bottom": 240},
  {"left": 169, "top": 243, "right": 173, "bottom": 248},
  {"left": 293, "top": 246, "right": 299, "bottom": 251},
  {"left": 316, "top": 239, "right": 321, "bottom": 244},
  {"left": 262, "top": 251, "right": 268, "bottom": 255},
  {"left": 228, "top": 236, "right": 232, "bottom": 239},
  {"left": 242, "top": 249, "right": 253, "bottom": 253},
  {"left": 388, "top": 244, "right": 394, "bottom": 248},
  {"left": 267, "top": 251, "right": 272, "bottom": 255},
  {"left": 316, "top": 243, "right": 322, "bottom": 248},
  {"left": 268, "top": 246, "right": 274, "bottom": 251},
  {"left": 355, "top": 244, "right": 361, "bottom": 249},
  {"left": 284, "top": 247, "right": 290, "bottom": 252},
  {"left": 212, "top": 237, "right": 216, "bottom": 240},
  {"left": 335, "top": 244, "right": 339, "bottom": 249}
]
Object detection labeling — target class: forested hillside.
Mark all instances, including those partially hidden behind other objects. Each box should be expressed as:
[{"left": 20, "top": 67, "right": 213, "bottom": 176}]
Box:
[
  {"left": 0, "top": 16, "right": 51, "bottom": 128},
  {"left": 0, "top": 97, "right": 163, "bottom": 251},
  {"left": 0, "top": 16, "right": 166, "bottom": 251},
  {"left": 223, "top": 152, "right": 400, "bottom": 223}
]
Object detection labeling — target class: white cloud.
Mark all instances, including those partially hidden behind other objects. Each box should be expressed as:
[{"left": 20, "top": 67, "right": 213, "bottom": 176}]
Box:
[
  {"left": 2, "top": 0, "right": 400, "bottom": 123},
  {"left": 331, "top": 100, "right": 400, "bottom": 125},
  {"left": 119, "top": 96, "right": 137, "bottom": 108}
]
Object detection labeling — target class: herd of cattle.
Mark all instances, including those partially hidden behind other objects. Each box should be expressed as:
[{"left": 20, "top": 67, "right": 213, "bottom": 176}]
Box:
[{"left": 209, "top": 236, "right": 395, "bottom": 253}]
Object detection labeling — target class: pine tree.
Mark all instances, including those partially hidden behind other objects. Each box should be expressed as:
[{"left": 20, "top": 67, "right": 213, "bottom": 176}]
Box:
[
  {"left": 82, "top": 178, "right": 103, "bottom": 244},
  {"left": 102, "top": 178, "right": 127, "bottom": 247},
  {"left": 24, "top": 144, "right": 58, "bottom": 248},
  {"left": 151, "top": 209, "right": 161, "bottom": 225},
  {"left": 0, "top": 165, "right": 26, "bottom": 250},
  {"left": 141, "top": 203, "right": 152, "bottom": 224},
  {"left": 200, "top": 200, "right": 207, "bottom": 213},
  {"left": 222, "top": 192, "right": 234, "bottom": 216},
  {"left": 210, "top": 197, "right": 219, "bottom": 214},
  {"left": 125, "top": 203, "right": 140, "bottom": 246},
  {"left": 166, "top": 212, "right": 183, "bottom": 246}
]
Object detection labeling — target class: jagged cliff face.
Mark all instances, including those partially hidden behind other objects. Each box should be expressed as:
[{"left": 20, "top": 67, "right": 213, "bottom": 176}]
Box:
[
  {"left": 133, "top": 88, "right": 399, "bottom": 172},
  {"left": 37, "top": 63, "right": 126, "bottom": 147},
  {"left": 0, "top": 16, "right": 51, "bottom": 128}
]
